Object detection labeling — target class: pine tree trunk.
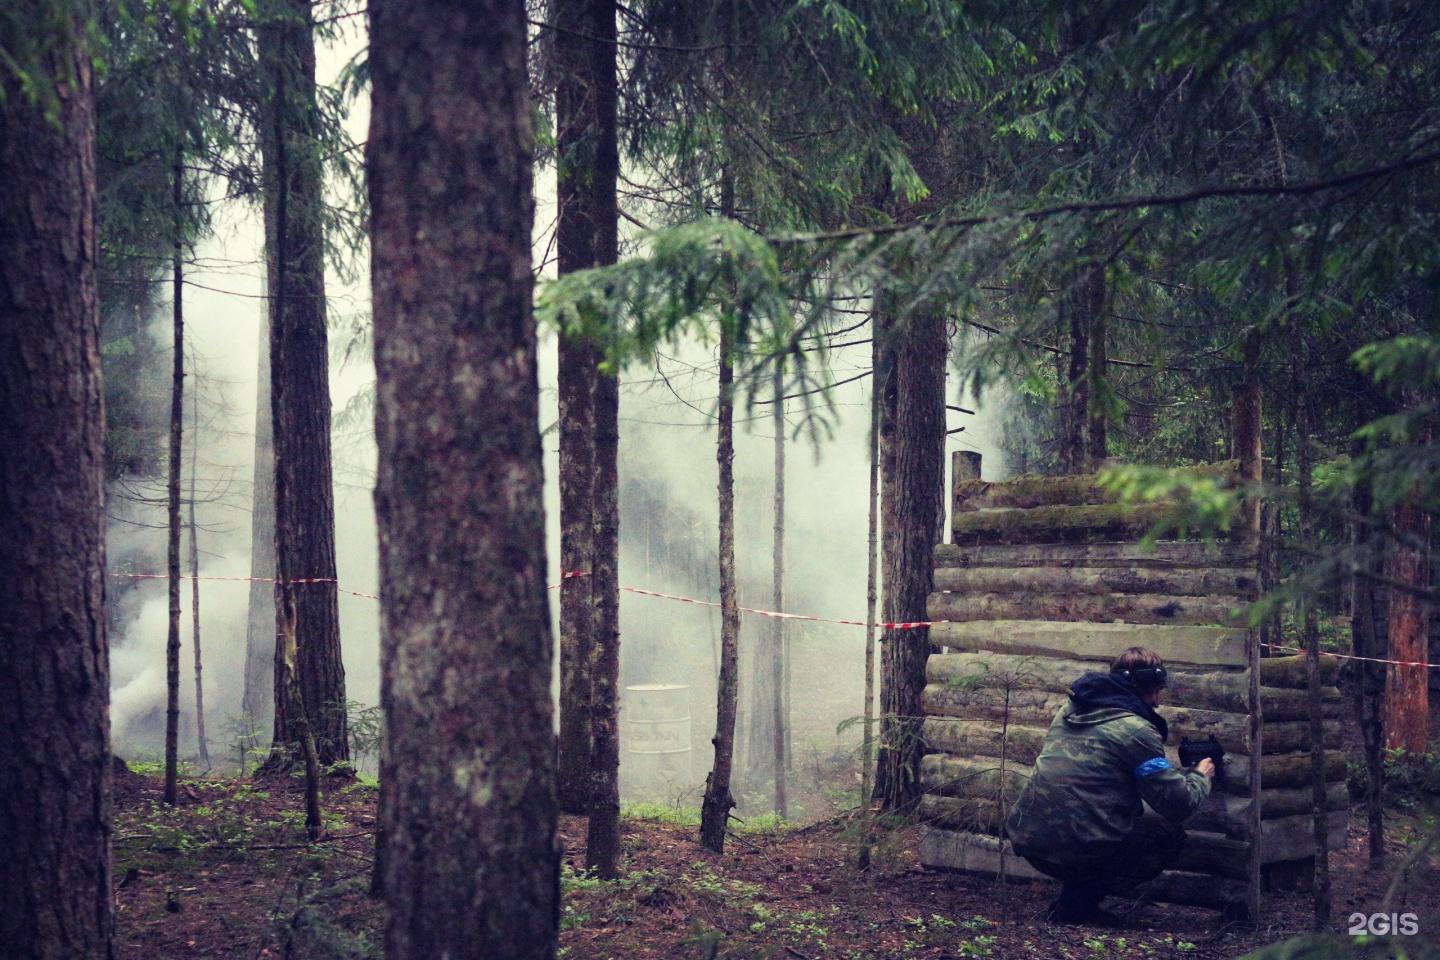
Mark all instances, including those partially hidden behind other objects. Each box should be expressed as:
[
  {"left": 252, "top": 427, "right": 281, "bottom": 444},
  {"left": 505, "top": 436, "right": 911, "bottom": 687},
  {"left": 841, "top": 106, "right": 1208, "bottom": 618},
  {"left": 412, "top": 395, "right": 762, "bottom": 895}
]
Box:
[
  {"left": 189, "top": 385, "right": 210, "bottom": 769},
  {"left": 1351, "top": 477, "right": 1386, "bottom": 865},
  {"left": 371, "top": 0, "right": 558, "bottom": 953},
  {"left": 701, "top": 330, "right": 740, "bottom": 853},
  {"left": 574, "top": 0, "right": 622, "bottom": 875},
  {"left": 1297, "top": 385, "right": 1330, "bottom": 926},
  {"left": 242, "top": 303, "right": 276, "bottom": 744},
  {"left": 771, "top": 367, "right": 788, "bottom": 818},
  {"left": 1384, "top": 497, "right": 1430, "bottom": 754},
  {"left": 587, "top": 364, "right": 622, "bottom": 876},
  {"left": 877, "top": 312, "right": 947, "bottom": 812},
  {"left": 553, "top": 0, "right": 602, "bottom": 814},
  {"left": 165, "top": 163, "right": 185, "bottom": 806},
  {"left": 258, "top": 0, "right": 348, "bottom": 771},
  {"left": 1083, "top": 266, "right": 1108, "bottom": 466},
  {"left": 1057, "top": 284, "right": 1090, "bottom": 475},
  {"left": 859, "top": 355, "right": 883, "bottom": 870},
  {"left": 0, "top": 31, "right": 113, "bottom": 955}
]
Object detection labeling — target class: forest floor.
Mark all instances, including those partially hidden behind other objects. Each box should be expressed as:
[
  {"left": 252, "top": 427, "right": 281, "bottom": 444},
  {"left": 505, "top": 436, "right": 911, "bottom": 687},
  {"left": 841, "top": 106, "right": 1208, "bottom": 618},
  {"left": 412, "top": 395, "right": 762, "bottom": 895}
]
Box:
[{"left": 112, "top": 763, "right": 1440, "bottom": 960}]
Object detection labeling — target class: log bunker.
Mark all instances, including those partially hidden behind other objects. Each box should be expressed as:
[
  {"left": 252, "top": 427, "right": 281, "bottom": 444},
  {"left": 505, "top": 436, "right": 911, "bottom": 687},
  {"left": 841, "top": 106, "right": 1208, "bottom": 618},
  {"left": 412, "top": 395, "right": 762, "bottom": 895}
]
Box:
[{"left": 917, "top": 454, "right": 1345, "bottom": 919}]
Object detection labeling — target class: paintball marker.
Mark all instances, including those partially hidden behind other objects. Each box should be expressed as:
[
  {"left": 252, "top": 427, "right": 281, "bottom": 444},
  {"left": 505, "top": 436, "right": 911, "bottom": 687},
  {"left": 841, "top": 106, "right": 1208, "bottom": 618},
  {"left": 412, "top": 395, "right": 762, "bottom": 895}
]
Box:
[{"left": 1178, "top": 736, "right": 1225, "bottom": 783}]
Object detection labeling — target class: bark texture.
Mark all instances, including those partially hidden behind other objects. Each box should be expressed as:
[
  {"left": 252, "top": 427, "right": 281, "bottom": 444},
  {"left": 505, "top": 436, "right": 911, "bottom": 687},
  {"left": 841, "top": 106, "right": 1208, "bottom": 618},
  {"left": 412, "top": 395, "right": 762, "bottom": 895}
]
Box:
[
  {"left": 877, "top": 313, "right": 947, "bottom": 811},
  {"left": 370, "top": 0, "right": 559, "bottom": 954},
  {"left": 553, "top": 0, "right": 613, "bottom": 813},
  {"left": 165, "top": 190, "right": 185, "bottom": 805},
  {"left": 0, "top": 33, "right": 113, "bottom": 957},
  {"left": 189, "top": 369, "right": 209, "bottom": 768},
  {"left": 701, "top": 334, "right": 740, "bottom": 853},
  {"left": 259, "top": 0, "right": 348, "bottom": 769},
  {"left": 770, "top": 371, "right": 788, "bottom": 816},
  {"left": 1383, "top": 498, "right": 1430, "bottom": 754},
  {"left": 587, "top": 365, "right": 622, "bottom": 876},
  {"left": 241, "top": 308, "right": 277, "bottom": 738}
]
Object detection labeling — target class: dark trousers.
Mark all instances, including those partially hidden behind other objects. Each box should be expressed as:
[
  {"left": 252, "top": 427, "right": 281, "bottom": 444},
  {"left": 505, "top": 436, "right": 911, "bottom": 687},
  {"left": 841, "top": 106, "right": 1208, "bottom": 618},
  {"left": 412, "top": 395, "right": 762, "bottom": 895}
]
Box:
[{"left": 1021, "top": 819, "right": 1186, "bottom": 913}]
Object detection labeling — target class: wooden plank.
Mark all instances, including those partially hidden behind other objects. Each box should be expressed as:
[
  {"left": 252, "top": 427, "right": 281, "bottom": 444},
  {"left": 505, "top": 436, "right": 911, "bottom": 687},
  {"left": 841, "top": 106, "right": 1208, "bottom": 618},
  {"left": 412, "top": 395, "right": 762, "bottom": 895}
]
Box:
[
  {"left": 1259, "top": 783, "right": 1350, "bottom": 820},
  {"left": 1260, "top": 686, "right": 1344, "bottom": 722},
  {"left": 919, "top": 754, "right": 1031, "bottom": 802},
  {"left": 1142, "top": 870, "right": 1249, "bottom": 915},
  {"left": 927, "top": 620, "right": 1249, "bottom": 667},
  {"left": 916, "top": 795, "right": 1004, "bottom": 834},
  {"left": 935, "top": 540, "right": 1259, "bottom": 570},
  {"left": 934, "top": 565, "right": 1258, "bottom": 598},
  {"left": 1257, "top": 811, "right": 1349, "bottom": 864},
  {"left": 921, "top": 719, "right": 1047, "bottom": 764},
  {"left": 1217, "top": 750, "right": 1348, "bottom": 792},
  {"left": 927, "top": 653, "right": 1252, "bottom": 714},
  {"left": 1173, "top": 830, "right": 1252, "bottom": 881},
  {"left": 917, "top": 827, "right": 1045, "bottom": 880},
  {"left": 922, "top": 684, "right": 1068, "bottom": 725},
  {"left": 1258, "top": 654, "right": 1344, "bottom": 689},
  {"left": 951, "top": 501, "right": 1180, "bottom": 546},
  {"left": 952, "top": 461, "right": 1239, "bottom": 513},
  {"left": 927, "top": 590, "right": 1248, "bottom": 627}
]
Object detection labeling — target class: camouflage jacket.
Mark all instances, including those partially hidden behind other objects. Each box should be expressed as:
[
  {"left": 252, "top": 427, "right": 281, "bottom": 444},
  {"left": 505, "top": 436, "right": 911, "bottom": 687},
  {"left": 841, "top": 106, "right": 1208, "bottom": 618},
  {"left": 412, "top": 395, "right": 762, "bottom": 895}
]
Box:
[{"left": 1005, "top": 672, "right": 1210, "bottom": 864}]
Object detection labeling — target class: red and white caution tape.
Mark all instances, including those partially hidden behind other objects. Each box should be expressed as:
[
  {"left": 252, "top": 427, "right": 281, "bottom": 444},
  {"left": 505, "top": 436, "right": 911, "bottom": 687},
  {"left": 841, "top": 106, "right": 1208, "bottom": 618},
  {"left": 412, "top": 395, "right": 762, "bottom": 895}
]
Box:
[{"left": 1260, "top": 641, "right": 1440, "bottom": 671}]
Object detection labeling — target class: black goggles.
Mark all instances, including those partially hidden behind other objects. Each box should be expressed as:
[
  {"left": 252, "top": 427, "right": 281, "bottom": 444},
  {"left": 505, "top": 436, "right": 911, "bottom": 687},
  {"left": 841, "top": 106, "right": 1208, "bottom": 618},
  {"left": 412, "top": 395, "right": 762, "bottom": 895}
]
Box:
[{"left": 1114, "top": 666, "right": 1168, "bottom": 687}]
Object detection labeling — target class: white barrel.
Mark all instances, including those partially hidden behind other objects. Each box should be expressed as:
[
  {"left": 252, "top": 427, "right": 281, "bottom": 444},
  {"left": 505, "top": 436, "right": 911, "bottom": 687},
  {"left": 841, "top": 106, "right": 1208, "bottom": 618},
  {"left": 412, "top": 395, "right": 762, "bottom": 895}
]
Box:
[{"left": 622, "top": 684, "right": 692, "bottom": 799}]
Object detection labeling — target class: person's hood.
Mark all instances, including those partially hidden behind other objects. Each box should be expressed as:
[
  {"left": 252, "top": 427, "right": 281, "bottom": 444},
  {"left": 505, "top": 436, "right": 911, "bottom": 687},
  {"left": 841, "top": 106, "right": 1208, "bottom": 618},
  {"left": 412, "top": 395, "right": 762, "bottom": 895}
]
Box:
[{"left": 1064, "top": 671, "right": 1168, "bottom": 742}]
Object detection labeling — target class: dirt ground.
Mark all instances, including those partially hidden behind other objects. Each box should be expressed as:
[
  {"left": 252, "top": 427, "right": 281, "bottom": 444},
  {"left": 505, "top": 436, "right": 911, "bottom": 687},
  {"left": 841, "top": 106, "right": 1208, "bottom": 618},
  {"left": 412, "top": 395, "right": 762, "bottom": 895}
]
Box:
[{"left": 112, "top": 764, "right": 1440, "bottom": 960}]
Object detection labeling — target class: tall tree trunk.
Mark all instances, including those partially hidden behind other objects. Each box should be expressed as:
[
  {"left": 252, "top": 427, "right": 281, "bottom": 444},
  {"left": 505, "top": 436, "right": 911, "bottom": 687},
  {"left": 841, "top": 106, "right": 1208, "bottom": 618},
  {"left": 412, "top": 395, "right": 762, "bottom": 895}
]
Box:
[
  {"left": 1057, "top": 282, "right": 1090, "bottom": 475},
  {"left": 587, "top": 364, "right": 622, "bottom": 876},
  {"left": 1351, "top": 475, "right": 1386, "bottom": 866},
  {"left": 1232, "top": 330, "right": 1263, "bottom": 535},
  {"left": 552, "top": 0, "right": 603, "bottom": 814},
  {"left": 872, "top": 308, "right": 898, "bottom": 801},
  {"left": 701, "top": 329, "right": 740, "bottom": 853},
  {"left": 0, "top": 27, "right": 113, "bottom": 955},
  {"left": 577, "top": 0, "right": 623, "bottom": 877},
  {"left": 370, "top": 0, "right": 559, "bottom": 953},
  {"left": 1296, "top": 382, "right": 1330, "bottom": 925},
  {"left": 858, "top": 355, "right": 883, "bottom": 870},
  {"left": 189, "top": 381, "right": 210, "bottom": 770},
  {"left": 165, "top": 162, "right": 185, "bottom": 806},
  {"left": 241, "top": 302, "right": 276, "bottom": 742},
  {"left": 1083, "top": 265, "right": 1108, "bottom": 466},
  {"left": 877, "top": 312, "right": 947, "bottom": 812},
  {"left": 1384, "top": 496, "right": 1430, "bottom": 754},
  {"left": 258, "top": 0, "right": 348, "bottom": 771},
  {"left": 771, "top": 366, "right": 788, "bottom": 818}
]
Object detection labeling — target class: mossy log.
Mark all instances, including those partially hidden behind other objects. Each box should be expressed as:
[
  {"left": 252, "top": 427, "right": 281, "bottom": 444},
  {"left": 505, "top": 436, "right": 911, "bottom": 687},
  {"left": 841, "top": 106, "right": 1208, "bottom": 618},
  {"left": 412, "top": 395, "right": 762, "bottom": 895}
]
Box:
[
  {"left": 933, "top": 565, "right": 1258, "bottom": 598},
  {"left": 951, "top": 501, "right": 1180, "bottom": 546},
  {"left": 916, "top": 795, "right": 1005, "bottom": 835},
  {"left": 917, "top": 827, "right": 1046, "bottom": 880},
  {"left": 1172, "top": 830, "right": 1252, "bottom": 881},
  {"left": 1257, "top": 811, "right": 1349, "bottom": 862},
  {"left": 1259, "top": 686, "right": 1343, "bottom": 721},
  {"left": 953, "top": 461, "right": 1239, "bottom": 513},
  {"left": 1158, "top": 705, "right": 1342, "bottom": 754},
  {"left": 927, "top": 590, "right": 1248, "bottom": 627},
  {"left": 935, "top": 540, "right": 1258, "bottom": 570},
  {"left": 1142, "top": 870, "right": 1249, "bottom": 915},
  {"left": 1257, "top": 655, "right": 1344, "bottom": 689},
  {"left": 927, "top": 652, "right": 1252, "bottom": 714},
  {"left": 1216, "top": 750, "right": 1348, "bottom": 792},
  {"left": 1258, "top": 782, "right": 1350, "bottom": 819},
  {"left": 921, "top": 719, "right": 1048, "bottom": 765},
  {"left": 927, "top": 620, "right": 1248, "bottom": 667},
  {"left": 919, "top": 754, "right": 1032, "bottom": 802},
  {"left": 922, "top": 683, "right": 1069, "bottom": 725}
]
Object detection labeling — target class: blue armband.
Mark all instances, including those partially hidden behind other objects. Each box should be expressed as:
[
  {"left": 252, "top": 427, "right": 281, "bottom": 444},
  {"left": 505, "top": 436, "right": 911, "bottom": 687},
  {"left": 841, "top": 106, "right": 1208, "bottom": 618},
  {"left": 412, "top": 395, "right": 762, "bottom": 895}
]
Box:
[{"left": 1134, "top": 756, "right": 1170, "bottom": 778}]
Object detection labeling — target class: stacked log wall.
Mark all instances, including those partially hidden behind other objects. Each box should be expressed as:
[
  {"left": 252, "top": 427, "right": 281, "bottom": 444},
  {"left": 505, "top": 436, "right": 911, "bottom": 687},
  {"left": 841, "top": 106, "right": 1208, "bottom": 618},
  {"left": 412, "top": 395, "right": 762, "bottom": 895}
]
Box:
[{"left": 918, "top": 458, "right": 1347, "bottom": 917}]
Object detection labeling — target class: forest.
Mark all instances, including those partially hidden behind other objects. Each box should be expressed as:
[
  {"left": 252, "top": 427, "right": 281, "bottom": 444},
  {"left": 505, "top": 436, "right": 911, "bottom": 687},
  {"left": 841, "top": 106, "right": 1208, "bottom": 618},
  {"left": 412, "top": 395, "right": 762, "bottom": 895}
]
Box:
[{"left": 2, "top": 0, "right": 1440, "bottom": 957}]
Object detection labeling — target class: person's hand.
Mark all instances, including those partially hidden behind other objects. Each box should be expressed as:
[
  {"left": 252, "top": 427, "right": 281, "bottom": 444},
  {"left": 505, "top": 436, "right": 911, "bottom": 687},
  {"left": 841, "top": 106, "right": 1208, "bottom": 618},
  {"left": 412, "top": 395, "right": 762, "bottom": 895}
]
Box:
[{"left": 1197, "top": 758, "right": 1216, "bottom": 779}]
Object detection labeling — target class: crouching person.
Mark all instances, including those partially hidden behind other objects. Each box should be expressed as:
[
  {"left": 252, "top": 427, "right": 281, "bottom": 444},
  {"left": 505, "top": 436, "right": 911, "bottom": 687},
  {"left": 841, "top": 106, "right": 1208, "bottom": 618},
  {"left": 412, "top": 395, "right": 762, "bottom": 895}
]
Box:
[{"left": 1005, "top": 646, "right": 1215, "bottom": 925}]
